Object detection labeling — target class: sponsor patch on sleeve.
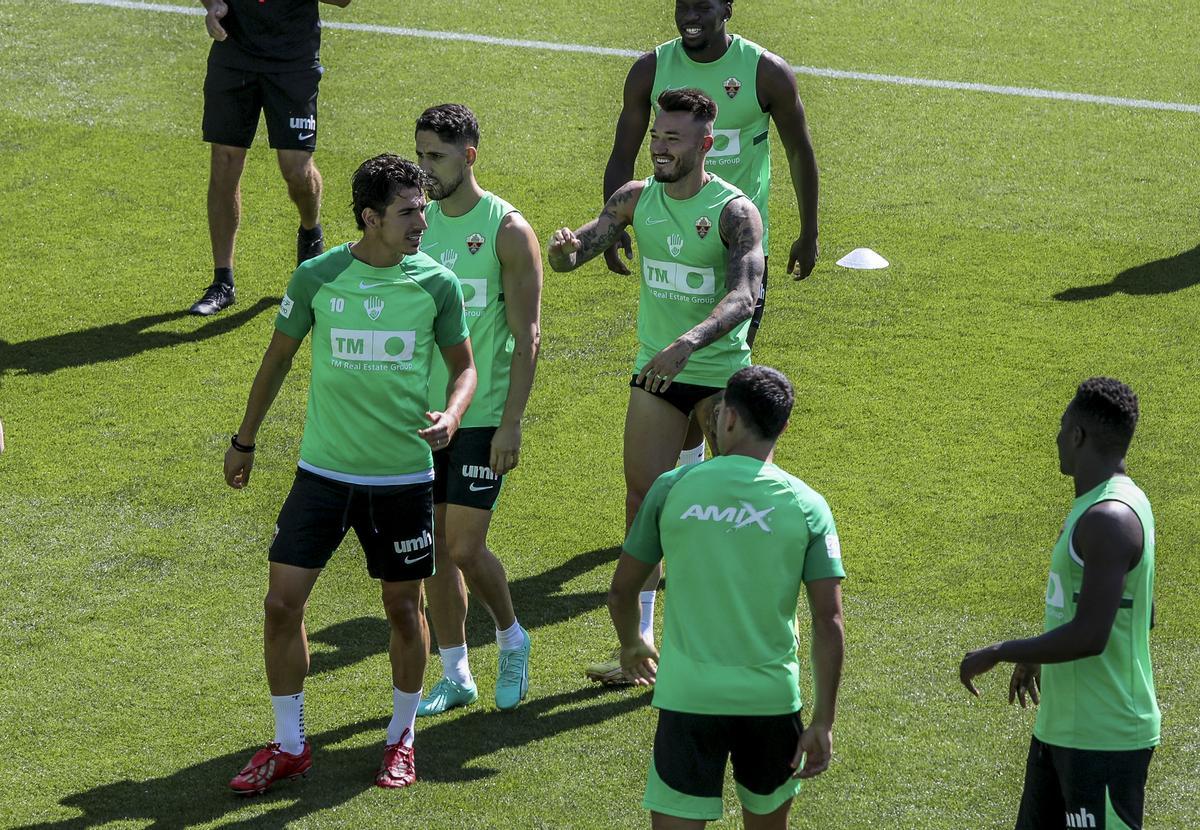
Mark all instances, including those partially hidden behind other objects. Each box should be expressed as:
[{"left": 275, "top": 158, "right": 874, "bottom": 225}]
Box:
[
  {"left": 825, "top": 534, "right": 841, "bottom": 559},
  {"left": 280, "top": 294, "right": 294, "bottom": 318}
]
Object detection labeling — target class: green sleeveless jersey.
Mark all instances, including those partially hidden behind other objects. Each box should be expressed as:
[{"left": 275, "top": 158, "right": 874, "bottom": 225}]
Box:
[
  {"left": 422, "top": 193, "right": 517, "bottom": 428},
  {"left": 275, "top": 244, "right": 469, "bottom": 483},
  {"left": 632, "top": 175, "right": 752, "bottom": 388},
  {"left": 624, "top": 455, "right": 845, "bottom": 715},
  {"left": 1034, "top": 475, "right": 1160, "bottom": 751},
  {"left": 651, "top": 35, "right": 771, "bottom": 247}
]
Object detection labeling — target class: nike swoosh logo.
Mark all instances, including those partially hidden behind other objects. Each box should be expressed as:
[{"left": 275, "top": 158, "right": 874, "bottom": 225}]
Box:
[
  {"left": 404, "top": 551, "right": 431, "bottom": 564},
  {"left": 645, "top": 217, "right": 669, "bottom": 225},
  {"left": 298, "top": 132, "right": 314, "bottom": 140},
  {"left": 359, "top": 281, "right": 388, "bottom": 289},
  {"left": 420, "top": 242, "right": 440, "bottom": 251},
  {"left": 468, "top": 483, "right": 494, "bottom": 492}
]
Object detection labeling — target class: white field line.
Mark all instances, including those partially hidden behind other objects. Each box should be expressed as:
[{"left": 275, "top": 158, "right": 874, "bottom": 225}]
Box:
[{"left": 66, "top": 0, "right": 1200, "bottom": 115}]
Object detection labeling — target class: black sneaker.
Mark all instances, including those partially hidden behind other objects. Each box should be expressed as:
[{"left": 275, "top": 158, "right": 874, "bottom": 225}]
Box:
[
  {"left": 297, "top": 225, "right": 324, "bottom": 266},
  {"left": 189, "top": 282, "right": 236, "bottom": 316}
]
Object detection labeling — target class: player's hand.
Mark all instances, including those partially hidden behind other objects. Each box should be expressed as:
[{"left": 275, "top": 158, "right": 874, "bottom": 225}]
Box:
[
  {"left": 224, "top": 445, "right": 254, "bottom": 489},
  {"left": 418, "top": 410, "right": 460, "bottom": 451},
  {"left": 635, "top": 340, "right": 694, "bottom": 393},
  {"left": 792, "top": 723, "right": 832, "bottom": 779},
  {"left": 603, "top": 230, "right": 634, "bottom": 276},
  {"left": 489, "top": 421, "right": 521, "bottom": 476},
  {"left": 619, "top": 640, "right": 659, "bottom": 686},
  {"left": 205, "top": 0, "right": 229, "bottom": 41},
  {"left": 787, "top": 233, "right": 818, "bottom": 280},
  {"left": 959, "top": 644, "right": 1002, "bottom": 697},
  {"left": 1008, "top": 663, "right": 1041, "bottom": 708},
  {"left": 548, "top": 227, "right": 581, "bottom": 271}
]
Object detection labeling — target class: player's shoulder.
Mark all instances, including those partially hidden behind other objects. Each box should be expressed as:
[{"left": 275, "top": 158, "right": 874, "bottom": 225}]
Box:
[
  {"left": 290, "top": 243, "right": 354, "bottom": 290},
  {"left": 768, "top": 464, "right": 832, "bottom": 512},
  {"left": 405, "top": 250, "right": 458, "bottom": 285}
]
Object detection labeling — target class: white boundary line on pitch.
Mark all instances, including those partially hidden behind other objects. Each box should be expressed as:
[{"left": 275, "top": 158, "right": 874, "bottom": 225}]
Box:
[{"left": 66, "top": 0, "right": 1200, "bottom": 115}]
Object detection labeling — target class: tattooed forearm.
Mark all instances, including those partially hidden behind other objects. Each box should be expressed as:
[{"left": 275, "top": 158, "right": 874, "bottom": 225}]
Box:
[
  {"left": 679, "top": 198, "right": 764, "bottom": 351},
  {"left": 550, "top": 183, "right": 641, "bottom": 272}
]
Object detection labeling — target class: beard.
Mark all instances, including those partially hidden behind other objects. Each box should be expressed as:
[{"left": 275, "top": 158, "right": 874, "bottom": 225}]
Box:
[
  {"left": 652, "top": 154, "right": 697, "bottom": 183},
  {"left": 426, "top": 170, "right": 464, "bottom": 201}
]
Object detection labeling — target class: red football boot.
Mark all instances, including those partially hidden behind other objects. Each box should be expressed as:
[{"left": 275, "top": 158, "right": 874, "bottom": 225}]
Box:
[
  {"left": 376, "top": 730, "right": 416, "bottom": 789},
  {"left": 229, "top": 740, "right": 312, "bottom": 795}
]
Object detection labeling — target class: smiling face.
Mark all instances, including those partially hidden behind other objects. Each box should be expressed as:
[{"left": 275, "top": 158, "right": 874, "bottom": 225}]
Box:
[
  {"left": 415, "top": 129, "right": 472, "bottom": 201},
  {"left": 649, "top": 108, "right": 713, "bottom": 183},
  {"left": 363, "top": 186, "right": 428, "bottom": 256},
  {"left": 674, "top": 0, "right": 730, "bottom": 52}
]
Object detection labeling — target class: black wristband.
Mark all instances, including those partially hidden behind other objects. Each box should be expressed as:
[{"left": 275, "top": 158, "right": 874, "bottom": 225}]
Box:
[{"left": 231, "top": 435, "right": 256, "bottom": 453}]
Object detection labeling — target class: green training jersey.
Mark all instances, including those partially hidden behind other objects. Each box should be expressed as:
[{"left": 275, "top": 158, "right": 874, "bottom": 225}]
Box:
[
  {"left": 624, "top": 454, "right": 845, "bottom": 716},
  {"left": 1034, "top": 475, "right": 1160, "bottom": 751},
  {"left": 423, "top": 192, "right": 517, "bottom": 428},
  {"left": 275, "top": 244, "right": 469, "bottom": 483},
  {"left": 651, "top": 35, "right": 771, "bottom": 247},
  {"left": 632, "top": 175, "right": 751, "bottom": 388}
]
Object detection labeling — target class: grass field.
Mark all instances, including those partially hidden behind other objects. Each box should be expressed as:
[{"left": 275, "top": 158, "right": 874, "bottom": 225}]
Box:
[{"left": 2, "top": 0, "right": 1199, "bottom": 827}]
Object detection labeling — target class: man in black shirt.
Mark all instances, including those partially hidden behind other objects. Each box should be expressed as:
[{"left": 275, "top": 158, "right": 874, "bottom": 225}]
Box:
[{"left": 191, "top": 0, "right": 351, "bottom": 316}]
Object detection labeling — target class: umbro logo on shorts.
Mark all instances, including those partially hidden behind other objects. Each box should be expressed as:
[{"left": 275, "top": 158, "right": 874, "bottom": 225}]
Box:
[{"left": 680, "top": 501, "right": 774, "bottom": 532}]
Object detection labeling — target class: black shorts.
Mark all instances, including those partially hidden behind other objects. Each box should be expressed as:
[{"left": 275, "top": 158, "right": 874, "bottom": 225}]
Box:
[
  {"left": 433, "top": 427, "right": 503, "bottom": 511},
  {"left": 202, "top": 60, "right": 321, "bottom": 151},
  {"left": 645, "top": 709, "right": 804, "bottom": 820},
  {"left": 269, "top": 468, "right": 435, "bottom": 582},
  {"left": 750, "top": 257, "right": 768, "bottom": 330},
  {"left": 630, "top": 375, "right": 722, "bottom": 417},
  {"left": 1014, "top": 736, "right": 1153, "bottom": 830}
]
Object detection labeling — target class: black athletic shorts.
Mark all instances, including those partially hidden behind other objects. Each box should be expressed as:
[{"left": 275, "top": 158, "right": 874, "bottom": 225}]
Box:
[
  {"left": 269, "top": 468, "right": 435, "bottom": 582},
  {"left": 750, "top": 257, "right": 769, "bottom": 330},
  {"left": 1014, "top": 736, "right": 1153, "bottom": 830},
  {"left": 432, "top": 427, "right": 503, "bottom": 511},
  {"left": 630, "top": 375, "right": 722, "bottom": 417},
  {"left": 202, "top": 60, "right": 322, "bottom": 151}
]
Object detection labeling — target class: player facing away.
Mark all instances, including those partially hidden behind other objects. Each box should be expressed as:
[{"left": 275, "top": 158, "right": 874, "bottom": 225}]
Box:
[
  {"left": 191, "top": 0, "right": 350, "bottom": 316},
  {"left": 609, "top": 366, "right": 845, "bottom": 829},
  {"left": 413, "top": 104, "right": 543, "bottom": 714},
  {"left": 549, "top": 88, "right": 765, "bottom": 684},
  {"left": 602, "top": 0, "right": 819, "bottom": 465},
  {"left": 960, "top": 378, "right": 1159, "bottom": 830},
  {"left": 223, "top": 155, "right": 476, "bottom": 793}
]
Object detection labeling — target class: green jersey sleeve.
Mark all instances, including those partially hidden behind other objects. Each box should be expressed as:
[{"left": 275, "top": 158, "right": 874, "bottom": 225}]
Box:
[
  {"left": 799, "top": 491, "right": 846, "bottom": 583},
  {"left": 624, "top": 467, "right": 688, "bottom": 564},
  {"left": 431, "top": 272, "right": 470, "bottom": 348},
  {"left": 275, "top": 265, "right": 322, "bottom": 340}
]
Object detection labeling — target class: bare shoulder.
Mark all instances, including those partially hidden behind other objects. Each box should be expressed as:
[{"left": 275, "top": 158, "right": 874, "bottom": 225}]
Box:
[
  {"left": 757, "top": 49, "right": 800, "bottom": 104},
  {"left": 719, "top": 195, "right": 763, "bottom": 238}
]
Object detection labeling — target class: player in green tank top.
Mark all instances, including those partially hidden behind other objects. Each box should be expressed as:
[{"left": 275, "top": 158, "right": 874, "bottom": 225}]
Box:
[
  {"left": 413, "top": 104, "right": 543, "bottom": 716},
  {"left": 959, "top": 378, "right": 1159, "bottom": 830},
  {"left": 550, "top": 88, "right": 765, "bottom": 685},
  {"left": 223, "top": 155, "right": 477, "bottom": 794},
  {"left": 609, "top": 366, "right": 845, "bottom": 827}
]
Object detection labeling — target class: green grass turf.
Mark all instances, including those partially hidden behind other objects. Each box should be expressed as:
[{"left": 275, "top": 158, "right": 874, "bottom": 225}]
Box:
[{"left": 2, "top": 0, "right": 1199, "bottom": 827}]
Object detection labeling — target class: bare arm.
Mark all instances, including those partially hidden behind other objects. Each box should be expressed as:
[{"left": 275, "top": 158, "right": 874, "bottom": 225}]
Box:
[
  {"left": 201, "top": 0, "right": 229, "bottom": 41},
  {"left": 603, "top": 53, "right": 656, "bottom": 201},
  {"left": 224, "top": 329, "right": 303, "bottom": 488},
  {"left": 759, "top": 51, "right": 820, "bottom": 278},
  {"left": 547, "top": 180, "right": 643, "bottom": 272},
  {"left": 418, "top": 338, "right": 477, "bottom": 448},
  {"left": 794, "top": 577, "right": 844, "bottom": 779},
  {"left": 608, "top": 552, "right": 659, "bottom": 685},
  {"left": 491, "top": 213, "right": 544, "bottom": 475}
]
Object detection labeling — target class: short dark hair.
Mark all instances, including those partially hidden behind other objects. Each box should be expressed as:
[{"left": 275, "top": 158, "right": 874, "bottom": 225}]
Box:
[
  {"left": 724, "top": 366, "right": 794, "bottom": 440},
  {"left": 656, "top": 87, "right": 718, "bottom": 124},
  {"left": 415, "top": 103, "right": 480, "bottom": 148},
  {"left": 1071, "top": 376, "right": 1139, "bottom": 453},
  {"left": 351, "top": 154, "right": 425, "bottom": 230}
]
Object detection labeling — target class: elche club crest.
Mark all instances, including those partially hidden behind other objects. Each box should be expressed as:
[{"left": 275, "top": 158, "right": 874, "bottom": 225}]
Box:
[
  {"left": 723, "top": 77, "right": 741, "bottom": 98},
  {"left": 466, "top": 233, "right": 485, "bottom": 254},
  {"left": 696, "top": 216, "right": 712, "bottom": 239}
]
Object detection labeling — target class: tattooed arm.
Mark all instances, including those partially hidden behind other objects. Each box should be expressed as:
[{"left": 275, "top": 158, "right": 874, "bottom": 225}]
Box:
[
  {"left": 548, "top": 181, "right": 644, "bottom": 272},
  {"left": 635, "top": 197, "right": 764, "bottom": 392}
]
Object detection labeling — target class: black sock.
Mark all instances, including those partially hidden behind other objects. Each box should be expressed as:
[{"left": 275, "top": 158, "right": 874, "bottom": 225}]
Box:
[
  {"left": 299, "top": 223, "right": 323, "bottom": 242},
  {"left": 214, "top": 267, "right": 234, "bottom": 287}
]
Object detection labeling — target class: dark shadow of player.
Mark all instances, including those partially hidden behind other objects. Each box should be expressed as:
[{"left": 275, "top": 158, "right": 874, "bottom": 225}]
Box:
[
  {"left": 1054, "top": 243, "right": 1200, "bottom": 301},
  {"left": 0, "top": 297, "right": 279, "bottom": 376}
]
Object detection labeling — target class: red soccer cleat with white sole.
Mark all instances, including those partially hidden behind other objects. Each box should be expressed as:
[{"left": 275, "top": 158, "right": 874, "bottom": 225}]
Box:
[
  {"left": 376, "top": 730, "right": 416, "bottom": 789},
  {"left": 229, "top": 740, "right": 312, "bottom": 795}
]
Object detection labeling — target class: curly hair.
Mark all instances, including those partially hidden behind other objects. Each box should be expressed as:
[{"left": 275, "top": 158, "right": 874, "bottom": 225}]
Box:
[
  {"left": 351, "top": 154, "right": 425, "bottom": 230},
  {"left": 1072, "top": 376, "right": 1139, "bottom": 452},
  {"left": 415, "top": 103, "right": 481, "bottom": 148},
  {"left": 724, "top": 366, "right": 794, "bottom": 440}
]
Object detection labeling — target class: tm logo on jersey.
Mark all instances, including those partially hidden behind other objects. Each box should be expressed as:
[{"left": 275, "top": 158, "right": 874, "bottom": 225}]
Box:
[
  {"left": 643, "top": 257, "right": 716, "bottom": 299},
  {"left": 330, "top": 328, "right": 416, "bottom": 364},
  {"left": 680, "top": 501, "right": 774, "bottom": 532},
  {"left": 459, "top": 278, "right": 488, "bottom": 309}
]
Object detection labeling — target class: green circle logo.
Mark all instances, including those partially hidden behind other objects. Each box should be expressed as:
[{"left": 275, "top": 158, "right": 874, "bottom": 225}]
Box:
[
  {"left": 461, "top": 283, "right": 477, "bottom": 302},
  {"left": 384, "top": 336, "right": 407, "bottom": 357},
  {"left": 713, "top": 134, "right": 731, "bottom": 152},
  {"left": 686, "top": 271, "right": 705, "bottom": 289}
]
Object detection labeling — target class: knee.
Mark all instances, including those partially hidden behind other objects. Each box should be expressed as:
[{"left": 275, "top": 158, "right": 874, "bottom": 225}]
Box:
[
  {"left": 384, "top": 595, "right": 424, "bottom": 636},
  {"left": 446, "top": 538, "right": 486, "bottom": 572},
  {"left": 211, "top": 145, "right": 247, "bottom": 175},
  {"left": 278, "top": 155, "right": 315, "bottom": 187},
  {"left": 263, "top": 592, "right": 305, "bottom": 630}
]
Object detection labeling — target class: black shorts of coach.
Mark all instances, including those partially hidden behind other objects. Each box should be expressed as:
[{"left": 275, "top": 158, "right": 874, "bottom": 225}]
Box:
[
  {"left": 202, "top": 58, "right": 322, "bottom": 152},
  {"left": 1014, "top": 736, "right": 1153, "bottom": 830},
  {"left": 270, "top": 468, "right": 435, "bottom": 582},
  {"left": 433, "top": 427, "right": 503, "bottom": 511},
  {"left": 630, "top": 375, "right": 723, "bottom": 418}
]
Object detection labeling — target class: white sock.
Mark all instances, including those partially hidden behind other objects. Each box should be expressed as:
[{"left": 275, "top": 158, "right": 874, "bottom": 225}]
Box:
[
  {"left": 678, "top": 442, "right": 706, "bottom": 466},
  {"left": 439, "top": 643, "right": 473, "bottom": 687},
  {"left": 638, "top": 591, "right": 657, "bottom": 643},
  {"left": 271, "top": 692, "right": 305, "bottom": 755},
  {"left": 496, "top": 620, "right": 526, "bottom": 651},
  {"left": 388, "top": 687, "right": 420, "bottom": 747}
]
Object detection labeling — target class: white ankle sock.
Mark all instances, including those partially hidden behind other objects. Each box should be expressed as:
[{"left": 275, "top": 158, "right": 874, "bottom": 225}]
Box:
[
  {"left": 271, "top": 692, "right": 305, "bottom": 755},
  {"left": 678, "top": 442, "right": 706, "bottom": 466},
  {"left": 496, "top": 620, "right": 525, "bottom": 651},
  {"left": 388, "top": 687, "right": 420, "bottom": 747},
  {"left": 439, "top": 643, "right": 473, "bottom": 687},
  {"left": 638, "top": 591, "right": 656, "bottom": 643}
]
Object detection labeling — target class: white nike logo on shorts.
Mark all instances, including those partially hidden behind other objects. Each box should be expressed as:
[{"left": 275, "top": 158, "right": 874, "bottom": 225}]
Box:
[
  {"left": 404, "top": 551, "right": 431, "bottom": 564},
  {"left": 468, "top": 483, "right": 494, "bottom": 492},
  {"left": 298, "top": 132, "right": 314, "bottom": 140},
  {"left": 359, "top": 281, "right": 388, "bottom": 289}
]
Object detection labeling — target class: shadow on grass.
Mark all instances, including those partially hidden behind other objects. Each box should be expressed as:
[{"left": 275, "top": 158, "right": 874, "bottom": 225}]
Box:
[
  {"left": 19, "top": 687, "right": 648, "bottom": 829},
  {"left": 1055, "top": 243, "right": 1200, "bottom": 300},
  {"left": 309, "top": 545, "right": 619, "bottom": 675},
  {"left": 0, "top": 297, "right": 279, "bottom": 376}
]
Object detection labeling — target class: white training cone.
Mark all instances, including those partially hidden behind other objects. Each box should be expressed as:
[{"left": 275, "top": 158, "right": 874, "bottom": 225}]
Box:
[{"left": 836, "top": 248, "right": 889, "bottom": 269}]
